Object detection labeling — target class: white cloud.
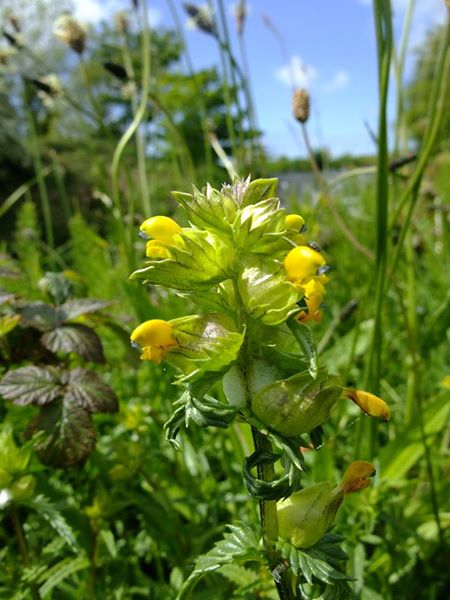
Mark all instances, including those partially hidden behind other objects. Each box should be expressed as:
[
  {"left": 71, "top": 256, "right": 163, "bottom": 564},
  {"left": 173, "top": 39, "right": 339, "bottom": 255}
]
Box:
[
  {"left": 276, "top": 55, "right": 318, "bottom": 89},
  {"left": 72, "top": 0, "right": 161, "bottom": 27},
  {"left": 323, "top": 69, "right": 349, "bottom": 93}
]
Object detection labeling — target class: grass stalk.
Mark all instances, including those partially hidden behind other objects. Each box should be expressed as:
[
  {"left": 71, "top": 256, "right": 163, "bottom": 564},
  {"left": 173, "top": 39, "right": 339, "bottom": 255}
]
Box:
[
  {"left": 10, "top": 505, "right": 40, "bottom": 600},
  {"left": 26, "top": 105, "right": 55, "bottom": 258}
]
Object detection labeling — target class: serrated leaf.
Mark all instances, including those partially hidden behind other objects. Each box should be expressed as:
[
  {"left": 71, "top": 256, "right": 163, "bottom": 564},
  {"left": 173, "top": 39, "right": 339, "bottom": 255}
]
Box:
[
  {"left": 172, "top": 185, "right": 236, "bottom": 234},
  {"left": 30, "top": 398, "right": 96, "bottom": 467},
  {"left": 24, "top": 495, "right": 78, "bottom": 550},
  {"left": 18, "top": 302, "right": 62, "bottom": 331},
  {"left": 287, "top": 319, "right": 318, "bottom": 378},
  {"left": 131, "top": 229, "right": 234, "bottom": 291},
  {"left": 41, "top": 324, "right": 105, "bottom": 363},
  {"left": 0, "top": 366, "right": 61, "bottom": 406},
  {"left": 61, "top": 298, "right": 112, "bottom": 320},
  {"left": 64, "top": 368, "right": 118, "bottom": 413},
  {"left": 37, "top": 556, "right": 90, "bottom": 597}
]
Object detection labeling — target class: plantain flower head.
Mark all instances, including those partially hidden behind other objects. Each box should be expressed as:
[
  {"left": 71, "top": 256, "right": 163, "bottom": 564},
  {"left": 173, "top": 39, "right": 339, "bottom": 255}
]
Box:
[
  {"left": 130, "top": 319, "right": 177, "bottom": 363},
  {"left": 53, "top": 15, "right": 86, "bottom": 54},
  {"left": 342, "top": 388, "right": 390, "bottom": 421},
  {"left": 277, "top": 460, "right": 375, "bottom": 548}
]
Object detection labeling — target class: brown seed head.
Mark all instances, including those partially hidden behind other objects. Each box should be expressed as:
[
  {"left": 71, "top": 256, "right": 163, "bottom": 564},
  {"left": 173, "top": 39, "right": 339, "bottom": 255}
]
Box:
[
  {"left": 292, "top": 88, "right": 310, "bottom": 123},
  {"left": 53, "top": 15, "right": 86, "bottom": 54}
]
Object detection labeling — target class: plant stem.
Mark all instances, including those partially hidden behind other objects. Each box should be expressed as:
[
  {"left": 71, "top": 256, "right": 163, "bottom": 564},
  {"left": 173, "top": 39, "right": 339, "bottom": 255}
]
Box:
[{"left": 10, "top": 504, "right": 40, "bottom": 600}]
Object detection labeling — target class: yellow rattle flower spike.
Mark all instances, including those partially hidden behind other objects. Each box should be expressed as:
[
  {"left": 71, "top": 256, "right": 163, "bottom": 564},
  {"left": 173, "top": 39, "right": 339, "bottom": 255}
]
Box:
[
  {"left": 130, "top": 319, "right": 177, "bottom": 363},
  {"left": 342, "top": 388, "right": 391, "bottom": 421},
  {"left": 139, "top": 216, "right": 181, "bottom": 244}
]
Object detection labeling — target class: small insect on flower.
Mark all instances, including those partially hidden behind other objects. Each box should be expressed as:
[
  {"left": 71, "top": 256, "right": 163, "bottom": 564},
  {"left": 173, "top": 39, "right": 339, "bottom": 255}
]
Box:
[
  {"left": 285, "top": 213, "right": 306, "bottom": 232},
  {"left": 130, "top": 319, "right": 177, "bottom": 363}
]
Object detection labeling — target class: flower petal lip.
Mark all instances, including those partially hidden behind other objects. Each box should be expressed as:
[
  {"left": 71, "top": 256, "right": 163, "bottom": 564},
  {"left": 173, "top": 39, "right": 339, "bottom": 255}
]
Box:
[
  {"left": 343, "top": 388, "right": 391, "bottom": 421},
  {"left": 285, "top": 213, "right": 305, "bottom": 231},
  {"left": 130, "top": 319, "right": 176, "bottom": 348}
]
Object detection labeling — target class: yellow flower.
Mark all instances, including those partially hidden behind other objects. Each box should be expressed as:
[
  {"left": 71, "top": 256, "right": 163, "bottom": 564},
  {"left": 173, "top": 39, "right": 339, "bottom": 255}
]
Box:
[
  {"left": 285, "top": 213, "right": 305, "bottom": 231},
  {"left": 139, "top": 216, "right": 181, "bottom": 244},
  {"left": 130, "top": 319, "right": 177, "bottom": 363},
  {"left": 298, "top": 277, "right": 326, "bottom": 323},
  {"left": 342, "top": 388, "right": 390, "bottom": 421},
  {"left": 284, "top": 245, "right": 326, "bottom": 288},
  {"left": 277, "top": 460, "right": 375, "bottom": 548}
]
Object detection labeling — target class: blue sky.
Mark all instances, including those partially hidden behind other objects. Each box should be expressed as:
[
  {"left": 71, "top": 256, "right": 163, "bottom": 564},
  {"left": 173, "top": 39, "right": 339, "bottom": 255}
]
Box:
[{"left": 73, "top": 0, "right": 447, "bottom": 157}]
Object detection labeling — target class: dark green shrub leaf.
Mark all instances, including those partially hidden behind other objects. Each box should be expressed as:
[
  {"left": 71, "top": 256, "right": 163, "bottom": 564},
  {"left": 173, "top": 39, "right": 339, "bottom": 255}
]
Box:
[
  {"left": 65, "top": 368, "right": 118, "bottom": 413},
  {"left": 41, "top": 324, "right": 105, "bottom": 363},
  {"left": 0, "top": 366, "right": 61, "bottom": 406},
  {"left": 19, "top": 302, "right": 62, "bottom": 331},
  {"left": 60, "top": 298, "right": 112, "bottom": 321},
  {"left": 30, "top": 397, "right": 96, "bottom": 467}
]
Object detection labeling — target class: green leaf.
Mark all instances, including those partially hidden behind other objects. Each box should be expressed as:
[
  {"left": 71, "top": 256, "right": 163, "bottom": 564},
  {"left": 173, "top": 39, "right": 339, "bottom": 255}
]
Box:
[
  {"left": 242, "top": 177, "right": 278, "bottom": 206},
  {"left": 24, "top": 495, "right": 78, "bottom": 550},
  {"left": 41, "top": 324, "right": 105, "bottom": 363},
  {"left": 0, "top": 366, "right": 61, "bottom": 406},
  {"left": 379, "top": 393, "right": 450, "bottom": 481},
  {"left": 287, "top": 319, "right": 318, "bottom": 378},
  {"left": 64, "top": 368, "right": 118, "bottom": 413},
  {"left": 18, "top": 302, "right": 62, "bottom": 331},
  {"left": 30, "top": 398, "right": 96, "bottom": 467},
  {"left": 167, "top": 313, "right": 244, "bottom": 381},
  {"left": 131, "top": 229, "right": 234, "bottom": 291},
  {"left": 37, "top": 556, "right": 90, "bottom": 597},
  {"left": 238, "top": 258, "right": 299, "bottom": 326},
  {"left": 0, "top": 314, "right": 21, "bottom": 337},
  {"left": 61, "top": 298, "right": 112, "bottom": 320}
]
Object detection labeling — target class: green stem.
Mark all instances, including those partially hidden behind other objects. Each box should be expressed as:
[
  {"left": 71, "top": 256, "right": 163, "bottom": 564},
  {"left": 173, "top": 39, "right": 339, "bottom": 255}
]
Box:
[
  {"left": 10, "top": 505, "right": 40, "bottom": 600},
  {"left": 26, "top": 105, "right": 55, "bottom": 258},
  {"left": 119, "top": 18, "right": 151, "bottom": 216}
]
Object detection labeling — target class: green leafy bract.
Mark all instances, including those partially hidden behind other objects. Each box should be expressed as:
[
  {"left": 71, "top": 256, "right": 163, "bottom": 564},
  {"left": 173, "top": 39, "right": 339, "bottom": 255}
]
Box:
[
  {"left": 166, "top": 313, "right": 244, "bottom": 381},
  {"left": 131, "top": 229, "right": 234, "bottom": 291},
  {"left": 238, "top": 258, "right": 300, "bottom": 325},
  {"left": 172, "top": 184, "right": 237, "bottom": 233},
  {"left": 233, "top": 198, "right": 288, "bottom": 253}
]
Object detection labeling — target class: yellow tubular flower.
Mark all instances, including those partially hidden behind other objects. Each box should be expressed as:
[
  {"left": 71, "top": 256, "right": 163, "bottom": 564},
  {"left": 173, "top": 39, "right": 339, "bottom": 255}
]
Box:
[
  {"left": 140, "top": 216, "right": 181, "bottom": 244},
  {"left": 299, "top": 278, "right": 326, "bottom": 323},
  {"left": 130, "top": 319, "right": 177, "bottom": 363},
  {"left": 284, "top": 246, "right": 326, "bottom": 286},
  {"left": 339, "top": 460, "right": 376, "bottom": 494},
  {"left": 342, "top": 388, "right": 391, "bottom": 421},
  {"left": 285, "top": 213, "right": 305, "bottom": 231}
]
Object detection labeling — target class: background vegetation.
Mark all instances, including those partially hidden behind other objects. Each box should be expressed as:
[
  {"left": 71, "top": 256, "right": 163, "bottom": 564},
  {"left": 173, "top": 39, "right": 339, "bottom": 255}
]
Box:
[{"left": 0, "top": 1, "right": 449, "bottom": 598}]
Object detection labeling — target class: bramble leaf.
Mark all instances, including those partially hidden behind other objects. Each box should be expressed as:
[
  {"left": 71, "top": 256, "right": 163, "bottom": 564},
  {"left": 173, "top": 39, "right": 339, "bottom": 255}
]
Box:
[
  {"left": 30, "top": 397, "right": 96, "bottom": 467},
  {"left": 64, "top": 368, "right": 118, "bottom": 413},
  {"left": 41, "top": 324, "right": 105, "bottom": 363},
  {"left": 60, "top": 298, "right": 112, "bottom": 320},
  {"left": 0, "top": 366, "right": 61, "bottom": 406}
]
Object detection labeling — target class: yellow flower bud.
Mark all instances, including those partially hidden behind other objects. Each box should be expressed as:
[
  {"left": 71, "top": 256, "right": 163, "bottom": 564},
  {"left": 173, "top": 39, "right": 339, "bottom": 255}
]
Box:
[
  {"left": 130, "top": 319, "right": 177, "bottom": 363},
  {"left": 343, "top": 388, "right": 390, "bottom": 421},
  {"left": 145, "top": 240, "right": 171, "bottom": 258},
  {"left": 140, "top": 216, "right": 181, "bottom": 244},
  {"left": 285, "top": 214, "right": 305, "bottom": 231},
  {"left": 277, "top": 461, "right": 375, "bottom": 548},
  {"left": 284, "top": 246, "right": 326, "bottom": 285}
]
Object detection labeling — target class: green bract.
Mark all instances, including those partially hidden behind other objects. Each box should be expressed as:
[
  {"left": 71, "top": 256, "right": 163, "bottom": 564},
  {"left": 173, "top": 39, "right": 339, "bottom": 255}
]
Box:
[
  {"left": 131, "top": 229, "right": 235, "bottom": 291},
  {"left": 251, "top": 369, "right": 343, "bottom": 436},
  {"left": 166, "top": 313, "right": 244, "bottom": 382},
  {"left": 238, "top": 258, "right": 300, "bottom": 326}
]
